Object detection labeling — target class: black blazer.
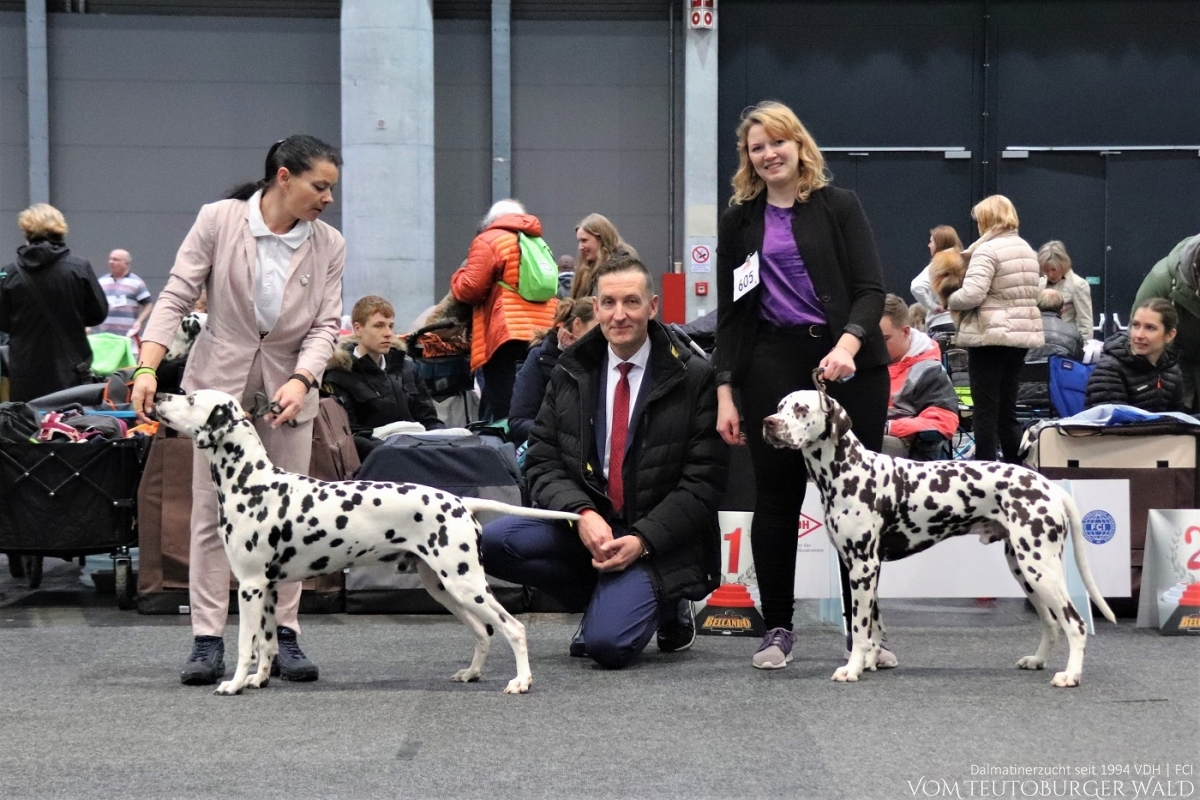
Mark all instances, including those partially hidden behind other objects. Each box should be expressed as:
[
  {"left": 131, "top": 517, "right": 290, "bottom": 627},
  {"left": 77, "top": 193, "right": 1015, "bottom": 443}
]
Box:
[{"left": 713, "top": 186, "right": 888, "bottom": 386}]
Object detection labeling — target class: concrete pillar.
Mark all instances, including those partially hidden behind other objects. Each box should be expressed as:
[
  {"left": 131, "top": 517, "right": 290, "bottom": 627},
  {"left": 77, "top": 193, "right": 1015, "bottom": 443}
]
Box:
[
  {"left": 340, "top": 1, "right": 435, "bottom": 328},
  {"left": 682, "top": 16, "right": 718, "bottom": 320},
  {"left": 26, "top": 0, "right": 50, "bottom": 204},
  {"left": 491, "top": 0, "right": 511, "bottom": 201}
]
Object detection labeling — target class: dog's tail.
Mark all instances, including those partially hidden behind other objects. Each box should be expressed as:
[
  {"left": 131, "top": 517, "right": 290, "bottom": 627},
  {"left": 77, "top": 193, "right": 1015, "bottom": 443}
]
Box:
[
  {"left": 460, "top": 498, "right": 581, "bottom": 522},
  {"left": 1062, "top": 490, "right": 1117, "bottom": 624}
]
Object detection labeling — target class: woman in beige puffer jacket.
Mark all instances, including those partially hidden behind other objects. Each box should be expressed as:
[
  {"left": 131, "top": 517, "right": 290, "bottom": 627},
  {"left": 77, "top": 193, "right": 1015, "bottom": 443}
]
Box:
[{"left": 948, "top": 195, "right": 1043, "bottom": 463}]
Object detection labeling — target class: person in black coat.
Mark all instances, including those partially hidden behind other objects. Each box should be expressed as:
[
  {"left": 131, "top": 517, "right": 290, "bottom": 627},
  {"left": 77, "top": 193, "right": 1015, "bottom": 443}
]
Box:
[
  {"left": 507, "top": 296, "right": 598, "bottom": 446},
  {"left": 0, "top": 204, "right": 107, "bottom": 401},
  {"left": 714, "top": 101, "right": 891, "bottom": 670},
  {"left": 321, "top": 295, "right": 444, "bottom": 461},
  {"left": 482, "top": 257, "right": 729, "bottom": 669},
  {"left": 1085, "top": 298, "right": 1185, "bottom": 413}
]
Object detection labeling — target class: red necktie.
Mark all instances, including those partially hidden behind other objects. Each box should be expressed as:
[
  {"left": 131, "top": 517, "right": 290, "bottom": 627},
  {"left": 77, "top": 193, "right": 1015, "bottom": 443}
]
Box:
[{"left": 609, "top": 362, "right": 633, "bottom": 514}]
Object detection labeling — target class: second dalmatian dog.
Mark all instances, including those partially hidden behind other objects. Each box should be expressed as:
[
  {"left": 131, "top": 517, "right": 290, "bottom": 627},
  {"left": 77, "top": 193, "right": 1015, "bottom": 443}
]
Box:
[
  {"left": 155, "top": 389, "right": 579, "bottom": 696},
  {"left": 762, "top": 389, "right": 1116, "bottom": 687}
]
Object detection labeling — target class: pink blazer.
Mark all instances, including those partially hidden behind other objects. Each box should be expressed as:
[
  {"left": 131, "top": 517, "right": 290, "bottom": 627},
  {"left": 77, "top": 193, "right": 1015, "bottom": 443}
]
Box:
[{"left": 143, "top": 198, "right": 345, "bottom": 424}]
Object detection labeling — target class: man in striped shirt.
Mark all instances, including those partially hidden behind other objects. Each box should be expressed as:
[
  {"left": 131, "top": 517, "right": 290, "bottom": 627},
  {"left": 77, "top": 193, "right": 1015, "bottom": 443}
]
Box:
[{"left": 94, "top": 249, "right": 153, "bottom": 336}]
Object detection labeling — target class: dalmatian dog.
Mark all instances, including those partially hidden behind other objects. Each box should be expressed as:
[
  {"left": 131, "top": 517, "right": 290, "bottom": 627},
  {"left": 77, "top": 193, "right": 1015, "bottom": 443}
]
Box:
[
  {"left": 165, "top": 311, "right": 207, "bottom": 360},
  {"left": 762, "top": 389, "right": 1116, "bottom": 688},
  {"left": 154, "top": 389, "right": 579, "bottom": 696}
]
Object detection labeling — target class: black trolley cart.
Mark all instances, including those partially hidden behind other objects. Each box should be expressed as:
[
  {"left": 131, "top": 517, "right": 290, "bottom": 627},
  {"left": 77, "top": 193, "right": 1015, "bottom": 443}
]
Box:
[{"left": 0, "top": 436, "right": 149, "bottom": 608}]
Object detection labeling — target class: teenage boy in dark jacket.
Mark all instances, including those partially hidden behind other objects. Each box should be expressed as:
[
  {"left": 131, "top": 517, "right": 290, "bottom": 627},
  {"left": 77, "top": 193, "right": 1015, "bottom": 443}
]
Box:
[
  {"left": 482, "top": 256, "right": 729, "bottom": 669},
  {"left": 321, "top": 295, "right": 444, "bottom": 460}
]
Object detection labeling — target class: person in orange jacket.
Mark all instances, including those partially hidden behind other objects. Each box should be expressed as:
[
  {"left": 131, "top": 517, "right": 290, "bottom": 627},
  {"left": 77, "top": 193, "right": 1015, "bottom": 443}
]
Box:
[
  {"left": 879, "top": 294, "right": 960, "bottom": 460},
  {"left": 451, "top": 199, "right": 558, "bottom": 420}
]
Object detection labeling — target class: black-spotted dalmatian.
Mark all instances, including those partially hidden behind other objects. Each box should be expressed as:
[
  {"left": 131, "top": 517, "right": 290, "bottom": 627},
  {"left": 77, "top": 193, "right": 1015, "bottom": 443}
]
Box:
[
  {"left": 762, "top": 389, "right": 1116, "bottom": 687},
  {"left": 165, "top": 311, "right": 207, "bottom": 360},
  {"left": 154, "top": 389, "right": 579, "bottom": 696}
]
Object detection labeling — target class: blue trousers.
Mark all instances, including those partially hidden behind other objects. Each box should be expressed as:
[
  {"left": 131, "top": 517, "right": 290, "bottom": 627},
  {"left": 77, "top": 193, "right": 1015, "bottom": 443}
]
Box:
[{"left": 481, "top": 516, "right": 660, "bottom": 669}]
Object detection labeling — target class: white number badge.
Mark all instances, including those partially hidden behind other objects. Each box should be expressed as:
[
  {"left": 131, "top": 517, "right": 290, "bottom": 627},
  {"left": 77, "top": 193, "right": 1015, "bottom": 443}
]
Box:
[{"left": 733, "top": 251, "right": 761, "bottom": 302}]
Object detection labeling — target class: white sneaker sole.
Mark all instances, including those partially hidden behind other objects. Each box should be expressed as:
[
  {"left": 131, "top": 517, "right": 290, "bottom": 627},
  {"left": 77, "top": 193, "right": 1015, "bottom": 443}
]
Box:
[{"left": 752, "top": 652, "right": 793, "bottom": 670}]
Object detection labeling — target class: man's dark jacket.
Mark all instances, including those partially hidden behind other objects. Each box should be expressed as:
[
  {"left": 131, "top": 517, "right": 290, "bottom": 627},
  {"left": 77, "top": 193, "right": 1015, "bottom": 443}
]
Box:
[
  {"left": 0, "top": 240, "right": 107, "bottom": 401},
  {"left": 524, "top": 320, "right": 728, "bottom": 601}
]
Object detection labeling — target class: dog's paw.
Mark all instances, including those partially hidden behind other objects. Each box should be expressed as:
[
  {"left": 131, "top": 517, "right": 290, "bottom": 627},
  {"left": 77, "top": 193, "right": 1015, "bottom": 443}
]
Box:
[
  {"left": 1051, "top": 671, "right": 1081, "bottom": 688},
  {"left": 248, "top": 673, "right": 270, "bottom": 689},
  {"left": 451, "top": 667, "right": 482, "bottom": 684},
  {"left": 1016, "top": 656, "right": 1046, "bottom": 671},
  {"left": 504, "top": 676, "right": 532, "bottom": 694},
  {"left": 214, "top": 680, "right": 244, "bottom": 696},
  {"left": 831, "top": 666, "right": 861, "bottom": 683}
]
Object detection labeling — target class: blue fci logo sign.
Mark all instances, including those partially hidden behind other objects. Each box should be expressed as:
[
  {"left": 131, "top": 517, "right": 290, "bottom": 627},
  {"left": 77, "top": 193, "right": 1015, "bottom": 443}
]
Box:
[{"left": 1081, "top": 509, "right": 1117, "bottom": 544}]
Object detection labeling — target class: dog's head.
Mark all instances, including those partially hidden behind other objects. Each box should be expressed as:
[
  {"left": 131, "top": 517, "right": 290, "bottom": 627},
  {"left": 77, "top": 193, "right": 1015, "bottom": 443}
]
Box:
[
  {"left": 154, "top": 389, "right": 247, "bottom": 450},
  {"left": 165, "top": 312, "right": 208, "bottom": 361},
  {"left": 929, "top": 250, "right": 967, "bottom": 307},
  {"left": 762, "top": 390, "right": 853, "bottom": 451}
]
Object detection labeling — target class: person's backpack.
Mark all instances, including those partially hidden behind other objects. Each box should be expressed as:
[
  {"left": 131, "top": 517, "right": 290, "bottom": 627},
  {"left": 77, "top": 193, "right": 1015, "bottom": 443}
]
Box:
[{"left": 500, "top": 233, "right": 558, "bottom": 303}]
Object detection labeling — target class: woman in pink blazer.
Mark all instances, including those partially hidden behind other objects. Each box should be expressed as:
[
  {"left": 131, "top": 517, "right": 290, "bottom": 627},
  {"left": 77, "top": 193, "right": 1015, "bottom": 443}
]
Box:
[{"left": 132, "top": 135, "right": 345, "bottom": 686}]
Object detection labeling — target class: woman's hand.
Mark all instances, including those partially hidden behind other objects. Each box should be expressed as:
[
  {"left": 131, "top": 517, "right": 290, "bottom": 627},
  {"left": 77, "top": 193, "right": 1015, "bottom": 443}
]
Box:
[
  {"left": 268, "top": 378, "right": 309, "bottom": 428},
  {"left": 716, "top": 384, "right": 745, "bottom": 446},
  {"left": 819, "top": 344, "right": 857, "bottom": 383},
  {"left": 131, "top": 374, "right": 158, "bottom": 425}
]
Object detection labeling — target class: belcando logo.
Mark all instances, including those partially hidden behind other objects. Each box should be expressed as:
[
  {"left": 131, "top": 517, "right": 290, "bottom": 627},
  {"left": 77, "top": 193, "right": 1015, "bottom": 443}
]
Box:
[
  {"left": 1180, "top": 614, "right": 1200, "bottom": 630},
  {"left": 797, "top": 513, "right": 823, "bottom": 538},
  {"left": 701, "top": 612, "right": 753, "bottom": 631}
]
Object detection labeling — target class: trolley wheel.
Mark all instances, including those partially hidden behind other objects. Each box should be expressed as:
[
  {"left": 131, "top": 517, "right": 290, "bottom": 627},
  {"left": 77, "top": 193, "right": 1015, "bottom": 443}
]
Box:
[
  {"left": 6, "top": 553, "right": 25, "bottom": 579},
  {"left": 25, "top": 555, "right": 43, "bottom": 589},
  {"left": 114, "top": 558, "right": 135, "bottom": 610}
]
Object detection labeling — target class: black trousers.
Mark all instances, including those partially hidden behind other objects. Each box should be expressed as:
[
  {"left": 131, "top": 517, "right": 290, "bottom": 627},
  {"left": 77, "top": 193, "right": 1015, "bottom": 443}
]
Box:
[
  {"left": 966, "top": 345, "right": 1027, "bottom": 463},
  {"left": 740, "top": 329, "right": 889, "bottom": 633},
  {"left": 480, "top": 339, "right": 528, "bottom": 422}
]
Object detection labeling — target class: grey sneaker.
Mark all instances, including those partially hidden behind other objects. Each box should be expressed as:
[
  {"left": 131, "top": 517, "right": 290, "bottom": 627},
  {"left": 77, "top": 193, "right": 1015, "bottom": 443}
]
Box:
[
  {"left": 181, "top": 636, "right": 225, "bottom": 685},
  {"left": 752, "top": 627, "right": 796, "bottom": 670}
]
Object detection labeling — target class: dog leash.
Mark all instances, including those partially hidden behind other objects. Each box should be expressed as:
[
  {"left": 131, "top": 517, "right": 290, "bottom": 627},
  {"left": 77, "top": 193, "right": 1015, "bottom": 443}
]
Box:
[{"left": 247, "top": 391, "right": 297, "bottom": 428}]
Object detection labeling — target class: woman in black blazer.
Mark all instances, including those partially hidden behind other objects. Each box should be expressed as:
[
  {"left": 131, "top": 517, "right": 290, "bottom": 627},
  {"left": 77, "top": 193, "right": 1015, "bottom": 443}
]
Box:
[{"left": 715, "top": 101, "right": 891, "bottom": 670}]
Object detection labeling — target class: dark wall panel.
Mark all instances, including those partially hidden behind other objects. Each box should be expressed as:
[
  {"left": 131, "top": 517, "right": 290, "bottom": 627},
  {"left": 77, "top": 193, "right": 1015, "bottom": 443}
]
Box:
[
  {"left": 1106, "top": 154, "right": 1200, "bottom": 320},
  {"left": 994, "top": 3, "right": 1200, "bottom": 147}
]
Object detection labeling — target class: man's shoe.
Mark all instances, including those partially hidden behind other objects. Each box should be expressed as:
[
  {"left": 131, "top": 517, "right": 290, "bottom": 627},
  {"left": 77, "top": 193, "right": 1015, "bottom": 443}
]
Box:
[
  {"left": 752, "top": 627, "right": 796, "bottom": 670},
  {"left": 656, "top": 599, "right": 697, "bottom": 653},
  {"left": 271, "top": 626, "right": 319, "bottom": 681},
  {"left": 180, "top": 635, "right": 225, "bottom": 685},
  {"left": 569, "top": 619, "right": 587, "bottom": 658}
]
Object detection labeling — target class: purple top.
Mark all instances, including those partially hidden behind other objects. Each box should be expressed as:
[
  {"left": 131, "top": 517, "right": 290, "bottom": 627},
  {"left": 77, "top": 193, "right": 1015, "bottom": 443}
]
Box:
[{"left": 758, "top": 204, "right": 826, "bottom": 327}]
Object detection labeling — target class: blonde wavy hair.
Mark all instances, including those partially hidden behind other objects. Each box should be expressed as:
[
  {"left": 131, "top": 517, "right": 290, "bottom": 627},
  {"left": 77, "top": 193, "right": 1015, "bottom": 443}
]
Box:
[
  {"left": 18, "top": 203, "right": 68, "bottom": 241},
  {"left": 570, "top": 214, "right": 623, "bottom": 300},
  {"left": 971, "top": 195, "right": 1020, "bottom": 236},
  {"left": 730, "top": 101, "right": 829, "bottom": 206}
]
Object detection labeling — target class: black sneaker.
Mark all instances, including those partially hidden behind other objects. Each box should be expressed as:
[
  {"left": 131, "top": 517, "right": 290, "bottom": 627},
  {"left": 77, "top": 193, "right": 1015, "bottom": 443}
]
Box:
[
  {"left": 271, "top": 626, "right": 319, "bottom": 681},
  {"left": 181, "top": 635, "right": 225, "bottom": 685},
  {"left": 656, "top": 599, "right": 697, "bottom": 653},
  {"left": 569, "top": 618, "right": 587, "bottom": 658}
]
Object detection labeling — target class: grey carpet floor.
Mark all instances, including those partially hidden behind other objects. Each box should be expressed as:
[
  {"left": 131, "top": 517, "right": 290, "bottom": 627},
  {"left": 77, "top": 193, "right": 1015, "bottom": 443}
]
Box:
[{"left": 1, "top": 558, "right": 1197, "bottom": 800}]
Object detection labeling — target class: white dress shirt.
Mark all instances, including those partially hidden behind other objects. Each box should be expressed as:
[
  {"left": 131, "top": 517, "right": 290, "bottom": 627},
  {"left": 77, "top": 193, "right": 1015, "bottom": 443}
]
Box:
[
  {"left": 247, "top": 189, "right": 311, "bottom": 334},
  {"left": 602, "top": 337, "right": 651, "bottom": 480}
]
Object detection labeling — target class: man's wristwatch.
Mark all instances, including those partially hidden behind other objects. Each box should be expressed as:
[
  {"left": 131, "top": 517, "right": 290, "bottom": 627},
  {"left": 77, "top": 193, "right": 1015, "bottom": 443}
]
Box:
[{"left": 636, "top": 535, "right": 650, "bottom": 559}]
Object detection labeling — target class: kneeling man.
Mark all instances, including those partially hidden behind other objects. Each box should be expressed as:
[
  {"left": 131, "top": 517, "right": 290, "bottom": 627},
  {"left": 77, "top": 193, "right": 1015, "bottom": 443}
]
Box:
[{"left": 482, "top": 255, "right": 728, "bottom": 668}]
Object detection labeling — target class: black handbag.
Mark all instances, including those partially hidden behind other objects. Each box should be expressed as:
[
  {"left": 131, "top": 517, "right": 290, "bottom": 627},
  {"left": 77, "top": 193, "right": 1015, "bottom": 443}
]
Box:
[{"left": 0, "top": 402, "right": 40, "bottom": 443}]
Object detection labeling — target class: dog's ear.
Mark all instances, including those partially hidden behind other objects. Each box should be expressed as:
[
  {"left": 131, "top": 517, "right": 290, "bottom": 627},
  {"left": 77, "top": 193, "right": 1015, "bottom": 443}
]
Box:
[
  {"left": 195, "top": 401, "right": 237, "bottom": 449},
  {"left": 822, "top": 397, "right": 853, "bottom": 441}
]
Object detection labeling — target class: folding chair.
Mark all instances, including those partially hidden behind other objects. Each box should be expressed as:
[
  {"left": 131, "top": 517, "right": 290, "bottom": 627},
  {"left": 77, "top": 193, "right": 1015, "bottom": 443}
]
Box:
[{"left": 1047, "top": 355, "right": 1096, "bottom": 418}]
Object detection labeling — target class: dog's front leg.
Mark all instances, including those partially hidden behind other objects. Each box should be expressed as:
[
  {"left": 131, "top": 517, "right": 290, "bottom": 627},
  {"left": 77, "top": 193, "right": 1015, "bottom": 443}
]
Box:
[
  {"left": 247, "top": 584, "right": 279, "bottom": 689},
  {"left": 216, "top": 581, "right": 267, "bottom": 696},
  {"left": 833, "top": 549, "right": 880, "bottom": 683}
]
